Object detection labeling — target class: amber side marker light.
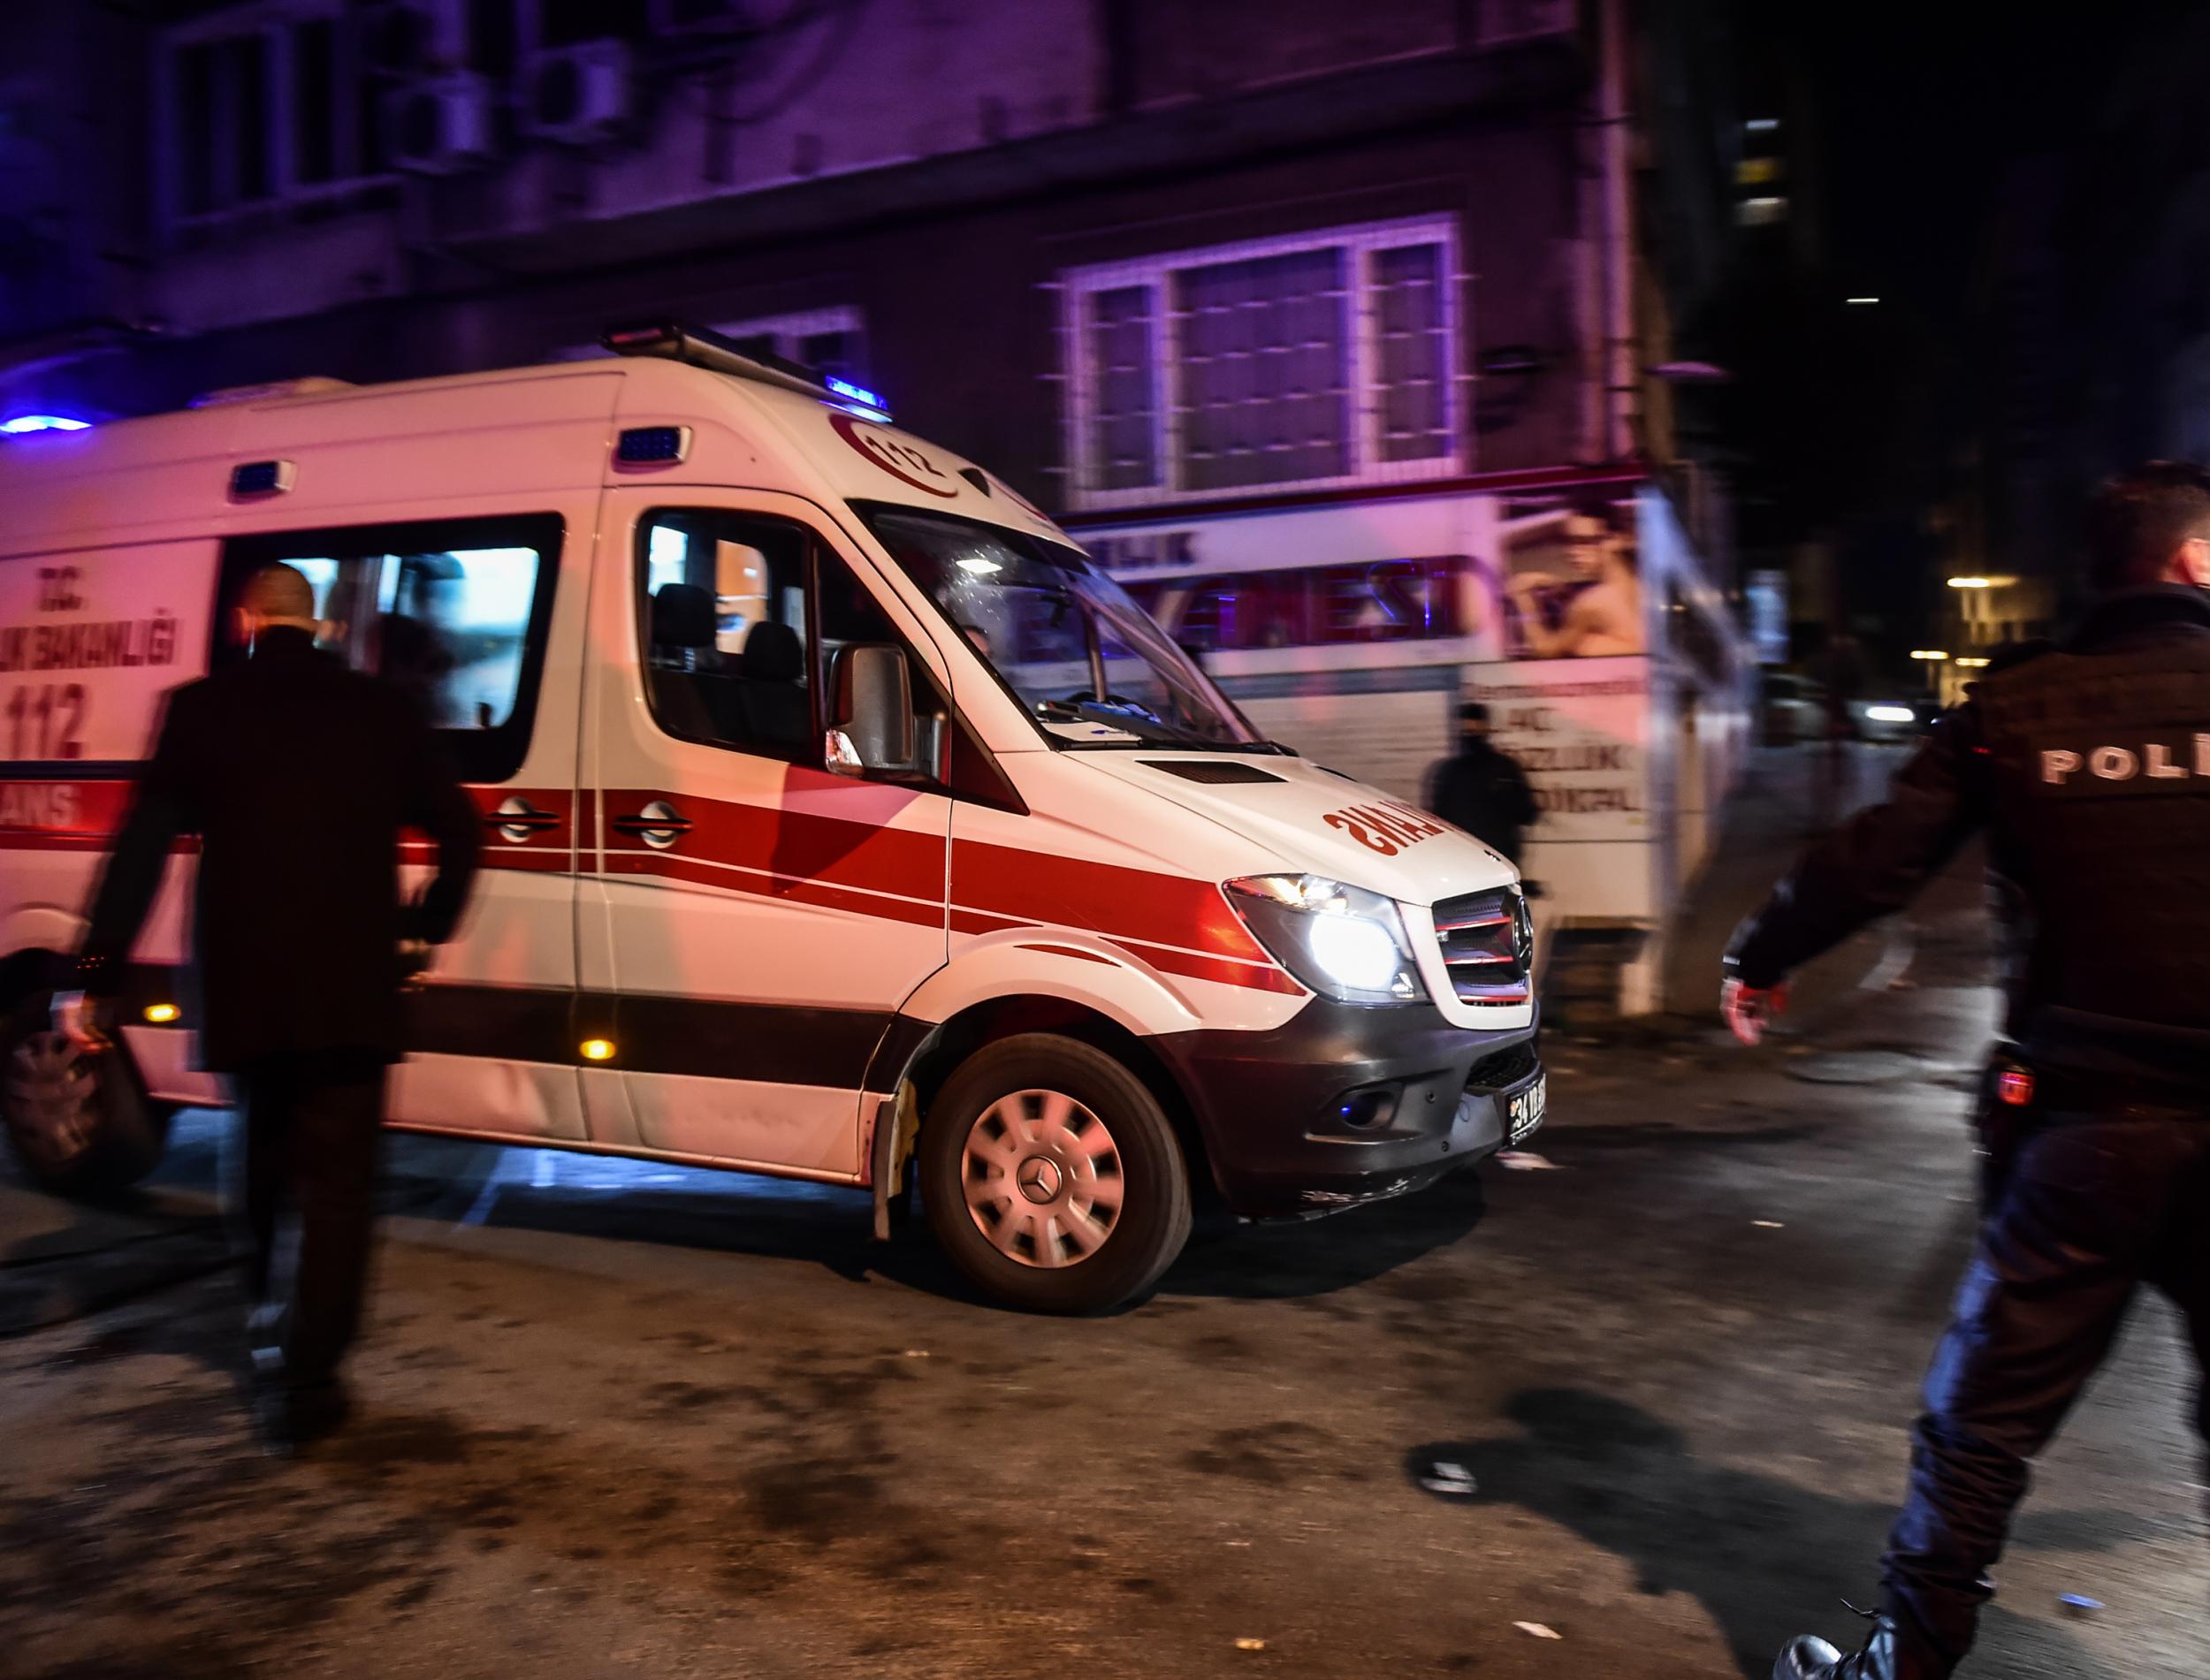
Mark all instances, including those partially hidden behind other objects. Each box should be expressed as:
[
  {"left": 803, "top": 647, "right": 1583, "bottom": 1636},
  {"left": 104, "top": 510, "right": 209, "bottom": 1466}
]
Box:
[
  {"left": 579, "top": 1038, "right": 616, "bottom": 1062},
  {"left": 143, "top": 1003, "right": 180, "bottom": 1023}
]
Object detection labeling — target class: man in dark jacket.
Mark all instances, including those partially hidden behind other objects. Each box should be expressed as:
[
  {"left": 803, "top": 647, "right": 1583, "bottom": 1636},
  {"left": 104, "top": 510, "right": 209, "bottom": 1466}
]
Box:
[
  {"left": 1427, "top": 702, "right": 1539, "bottom": 865},
  {"left": 1724, "top": 462, "right": 2210, "bottom": 1679},
  {"left": 59, "top": 563, "right": 481, "bottom": 1447}
]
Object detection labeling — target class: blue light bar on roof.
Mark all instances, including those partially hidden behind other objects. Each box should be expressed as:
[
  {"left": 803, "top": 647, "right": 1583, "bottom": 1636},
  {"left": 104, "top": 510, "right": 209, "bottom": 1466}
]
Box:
[
  {"left": 1, "top": 414, "right": 91, "bottom": 434},
  {"left": 824, "top": 376, "right": 888, "bottom": 416}
]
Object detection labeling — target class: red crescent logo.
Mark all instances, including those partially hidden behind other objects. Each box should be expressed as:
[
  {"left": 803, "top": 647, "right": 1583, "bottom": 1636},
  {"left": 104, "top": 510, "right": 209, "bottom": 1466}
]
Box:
[{"left": 829, "top": 411, "right": 960, "bottom": 498}]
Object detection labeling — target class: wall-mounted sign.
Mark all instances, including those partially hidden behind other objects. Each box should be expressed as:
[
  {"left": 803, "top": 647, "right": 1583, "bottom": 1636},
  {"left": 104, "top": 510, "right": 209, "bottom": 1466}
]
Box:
[{"left": 1465, "top": 656, "right": 1650, "bottom": 844}]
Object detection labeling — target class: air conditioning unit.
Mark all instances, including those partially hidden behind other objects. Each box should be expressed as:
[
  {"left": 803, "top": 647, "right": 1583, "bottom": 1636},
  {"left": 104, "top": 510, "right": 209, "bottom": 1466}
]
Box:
[
  {"left": 652, "top": 0, "right": 752, "bottom": 34},
  {"left": 357, "top": 2, "right": 437, "bottom": 73},
  {"left": 520, "top": 41, "right": 633, "bottom": 147},
  {"left": 1476, "top": 0, "right": 1578, "bottom": 48},
  {"left": 385, "top": 74, "right": 496, "bottom": 176}
]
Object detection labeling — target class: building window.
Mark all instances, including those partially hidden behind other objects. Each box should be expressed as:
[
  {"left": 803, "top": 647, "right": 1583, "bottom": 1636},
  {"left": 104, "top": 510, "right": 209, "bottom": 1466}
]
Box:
[
  {"left": 1086, "top": 285, "right": 1160, "bottom": 491},
  {"left": 162, "top": 4, "right": 414, "bottom": 224},
  {"left": 538, "top": 0, "right": 650, "bottom": 47},
  {"left": 1177, "top": 247, "right": 1349, "bottom": 491},
  {"left": 1123, "top": 557, "right": 1470, "bottom": 653},
  {"left": 1371, "top": 243, "right": 1452, "bottom": 462},
  {"left": 1061, "top": 218, "right": 1463, "bottom": 510}
]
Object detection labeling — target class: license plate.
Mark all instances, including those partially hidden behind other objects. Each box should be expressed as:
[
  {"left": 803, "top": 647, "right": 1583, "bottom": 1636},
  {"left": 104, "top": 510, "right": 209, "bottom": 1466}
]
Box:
[{"left": 1506, "top": 1076, "right": 1547, "bottom": 1144}]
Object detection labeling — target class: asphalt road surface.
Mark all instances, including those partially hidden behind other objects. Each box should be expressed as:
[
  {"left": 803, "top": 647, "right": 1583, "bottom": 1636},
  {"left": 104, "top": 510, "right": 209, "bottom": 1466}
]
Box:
[{"left": 3, "top": 872, "right": 2205, "bottom": 1677}]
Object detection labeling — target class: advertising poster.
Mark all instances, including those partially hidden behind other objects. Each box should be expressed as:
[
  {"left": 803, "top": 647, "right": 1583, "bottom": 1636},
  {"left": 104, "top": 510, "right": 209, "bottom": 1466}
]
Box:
[
  {"left": 1465, "top": 655, "right": 1650, "bottom": 844},
  {"left": 1496, "top": 493, "right": 1644, "bottom": 661}
]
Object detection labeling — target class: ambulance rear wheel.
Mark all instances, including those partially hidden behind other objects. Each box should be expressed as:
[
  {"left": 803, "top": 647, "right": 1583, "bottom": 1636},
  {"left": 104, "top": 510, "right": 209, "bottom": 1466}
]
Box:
[
  {"left": 921, "top": 1034, "right": 1192, "bottom": 1314},
  {"left": 1, "top": 995, "right": 170, "bottom": 1197}
]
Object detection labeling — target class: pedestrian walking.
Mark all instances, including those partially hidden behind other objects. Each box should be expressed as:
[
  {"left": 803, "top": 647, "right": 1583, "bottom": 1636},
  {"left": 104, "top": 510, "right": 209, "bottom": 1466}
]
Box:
[
  {"left": 1427, "top": 701, "right": 1539, "bottom": 867},
  {"left": 57, "top": 563, "right": 481, "bottom": 1450},
  {"left": 1722, "top": 461, "right": 2210, "bottom": 1678}
]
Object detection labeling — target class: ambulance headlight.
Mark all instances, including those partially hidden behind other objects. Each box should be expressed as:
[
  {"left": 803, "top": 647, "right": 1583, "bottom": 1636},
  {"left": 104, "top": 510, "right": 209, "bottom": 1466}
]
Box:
[{"left": 1224, "top": 874, "right": 1426, "bottom": 1006}]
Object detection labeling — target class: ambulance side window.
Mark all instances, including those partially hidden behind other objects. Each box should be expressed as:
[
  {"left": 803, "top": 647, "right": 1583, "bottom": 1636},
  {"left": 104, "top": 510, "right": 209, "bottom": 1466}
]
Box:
[
  {"left": 636, "top": 511, "right": 813, "bottom": 762},
  {"left": 813, "top": 544, "right": 953, "bottom": 773},
  {"left": 219, "top": 513, "right": 561, "bottom": 784}
]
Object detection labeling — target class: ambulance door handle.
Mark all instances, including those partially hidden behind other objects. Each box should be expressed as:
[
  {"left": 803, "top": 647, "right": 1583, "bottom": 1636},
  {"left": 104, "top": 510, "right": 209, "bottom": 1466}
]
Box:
[
  {"left": 490, "top": 796, "right": 562, "bottom": 843},
  {"left": 611, "top": 802, "right": 692, "bottom": 848}
]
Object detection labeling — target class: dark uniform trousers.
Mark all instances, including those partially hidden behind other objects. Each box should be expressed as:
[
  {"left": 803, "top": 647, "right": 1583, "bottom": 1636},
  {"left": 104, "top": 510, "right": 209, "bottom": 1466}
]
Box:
[
  {"left": 1885, "top": 1096, "right": 2210, "bottom": 1675},
  {"left": 236, "top": 1052, "right": 390, "bottom": 1389}
]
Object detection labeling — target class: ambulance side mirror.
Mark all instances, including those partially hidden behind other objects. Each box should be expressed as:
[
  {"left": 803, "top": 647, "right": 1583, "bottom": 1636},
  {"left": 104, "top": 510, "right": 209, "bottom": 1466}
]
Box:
[{"left": 827, "top": 643, "right": 917, "bottom": 777}]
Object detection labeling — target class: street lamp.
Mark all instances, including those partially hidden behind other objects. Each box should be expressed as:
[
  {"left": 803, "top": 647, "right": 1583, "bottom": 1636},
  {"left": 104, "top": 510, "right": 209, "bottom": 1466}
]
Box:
[
  {"left": 1955, "top": 657, "right": 1991, "bottom": 668},
  {"left": 1909, "top": 650, "right": 1950, "bottom": 662},
  {"left": 1946, "top": 575, "right": 2017, "bottom": 589}
]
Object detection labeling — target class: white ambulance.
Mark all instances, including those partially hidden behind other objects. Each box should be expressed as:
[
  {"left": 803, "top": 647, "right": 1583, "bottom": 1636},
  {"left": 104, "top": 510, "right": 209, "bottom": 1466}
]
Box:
[{"left": 0, "top": 324, "right": 1541, "bottom": 1313}]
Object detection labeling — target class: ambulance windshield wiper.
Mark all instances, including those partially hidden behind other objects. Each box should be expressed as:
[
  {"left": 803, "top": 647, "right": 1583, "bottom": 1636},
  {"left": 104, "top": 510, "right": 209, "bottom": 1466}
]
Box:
[
  {"left": 1075, "top": 701, "right": 1188, "bottom": 744},
  {"left": 1035, "top": 697, "right": 1201, "bottom": 747},
  {"left": 1035, "top": 697, "right": 1276, "bottom": 752}
]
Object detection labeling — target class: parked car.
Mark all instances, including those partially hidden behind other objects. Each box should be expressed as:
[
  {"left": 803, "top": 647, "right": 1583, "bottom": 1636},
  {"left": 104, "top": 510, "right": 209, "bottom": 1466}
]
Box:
[
  {"left": 1851, "top": 696, "right": 1931, "bottom": 744},
  {"left": 1761, "top": 671, "right": 1830, "bottom": 745}
]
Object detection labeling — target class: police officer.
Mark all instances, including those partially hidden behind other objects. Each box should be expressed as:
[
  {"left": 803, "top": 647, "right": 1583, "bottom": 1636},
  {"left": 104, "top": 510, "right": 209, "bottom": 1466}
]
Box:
[
  {"left": 57, "top": 563, "right": 481, "bottom": 1449},
  {"left": 1724, "top": 461, "right": 2210, "bottom": 1679}
]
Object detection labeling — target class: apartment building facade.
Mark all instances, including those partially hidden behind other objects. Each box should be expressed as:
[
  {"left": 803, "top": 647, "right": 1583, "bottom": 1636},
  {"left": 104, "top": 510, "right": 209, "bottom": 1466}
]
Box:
[{"left": 0, "top": 0, "right": 1748, "bottom": 1008}]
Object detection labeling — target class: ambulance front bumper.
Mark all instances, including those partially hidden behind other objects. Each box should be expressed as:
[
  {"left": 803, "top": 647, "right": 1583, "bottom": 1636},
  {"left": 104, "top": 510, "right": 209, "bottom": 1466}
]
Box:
[{"left": 1152, "top": 1000, "right": 1542, "bottom": 1218}]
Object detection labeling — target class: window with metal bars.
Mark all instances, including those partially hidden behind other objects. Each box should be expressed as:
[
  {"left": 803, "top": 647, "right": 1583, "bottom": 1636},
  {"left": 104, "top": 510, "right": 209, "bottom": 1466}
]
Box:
[
  {"left": 1062, "top": 218, "right": 1461, "bottom": 510},
  {"left": 162, "top": 4, "right": 415, "bottom": 224}
]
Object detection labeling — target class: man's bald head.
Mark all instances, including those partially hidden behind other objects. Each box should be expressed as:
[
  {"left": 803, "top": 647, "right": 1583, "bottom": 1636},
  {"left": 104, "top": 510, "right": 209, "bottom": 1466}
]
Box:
[
  {"left": 241, "top": 564, "right": 316, "bottom": 624},
  {"left": 230, "top": 563, "right": 323, "bottom": 652}
]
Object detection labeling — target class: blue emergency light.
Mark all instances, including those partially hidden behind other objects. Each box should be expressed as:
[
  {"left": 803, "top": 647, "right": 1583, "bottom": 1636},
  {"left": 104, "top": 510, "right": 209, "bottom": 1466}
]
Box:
[
  {"left": 616, "top": 426, "right": 691, "bottom": 465},
  {"left": 1, "top": 414, "right": 92, "bottom": 434},
  {"left": 824, "top": 376, "right": 888, "bottom": 416}
]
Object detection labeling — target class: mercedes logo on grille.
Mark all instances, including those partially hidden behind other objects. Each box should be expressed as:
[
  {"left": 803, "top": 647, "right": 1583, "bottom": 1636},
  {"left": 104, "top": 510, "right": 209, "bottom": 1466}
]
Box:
[{"left": 1510, "top": 889, "right": 1535, "bottom": 971}]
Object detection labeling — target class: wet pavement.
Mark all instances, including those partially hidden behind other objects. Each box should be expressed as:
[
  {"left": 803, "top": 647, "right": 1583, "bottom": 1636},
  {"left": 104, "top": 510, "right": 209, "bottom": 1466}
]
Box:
[{"left": 4, "top": 822, "right": 2206, "bottom": 1676}]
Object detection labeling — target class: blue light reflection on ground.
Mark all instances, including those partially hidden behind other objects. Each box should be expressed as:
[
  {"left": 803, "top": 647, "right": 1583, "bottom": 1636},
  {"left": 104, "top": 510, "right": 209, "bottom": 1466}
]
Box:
[
  {"left": 454, "top": 1143, "right": 872, "bottom": 1226},
  {"left": 141, "top": 1106, "right": 884, "bottom": 1294},
  {"left": 159, "top": 1108, "right": 872, "bottom": 1234}
]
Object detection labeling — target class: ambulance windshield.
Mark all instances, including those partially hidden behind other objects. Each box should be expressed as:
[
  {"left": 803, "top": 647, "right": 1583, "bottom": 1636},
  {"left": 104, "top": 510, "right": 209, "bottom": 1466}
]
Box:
[{"left": 862, "top": 506, "right": 1268, "bottom": 751}]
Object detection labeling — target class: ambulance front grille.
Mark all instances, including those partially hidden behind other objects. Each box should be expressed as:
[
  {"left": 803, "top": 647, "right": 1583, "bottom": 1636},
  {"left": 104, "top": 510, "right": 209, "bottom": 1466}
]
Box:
[
  {"left": 1466, "top": 1039, "right": 1539, "bottom": 1092},
  {"left": 1431, "top": 886, "right": 1533, "bottom": 1006}
]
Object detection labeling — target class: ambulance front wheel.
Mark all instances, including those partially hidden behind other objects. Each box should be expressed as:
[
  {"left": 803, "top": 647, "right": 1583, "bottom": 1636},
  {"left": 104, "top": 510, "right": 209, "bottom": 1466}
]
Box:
[
  {"left": 1, "top": 992, "right": 171, "bottom": 1197},
  {"left": 920, "top": 1033, "right": 1193, "bottom": 1314}
]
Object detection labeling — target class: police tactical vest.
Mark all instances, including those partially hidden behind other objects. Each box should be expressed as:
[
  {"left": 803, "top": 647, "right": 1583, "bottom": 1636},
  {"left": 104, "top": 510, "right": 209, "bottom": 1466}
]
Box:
[{"left": 1975, "top": 632, "right": 2210, "bottom": 1038}]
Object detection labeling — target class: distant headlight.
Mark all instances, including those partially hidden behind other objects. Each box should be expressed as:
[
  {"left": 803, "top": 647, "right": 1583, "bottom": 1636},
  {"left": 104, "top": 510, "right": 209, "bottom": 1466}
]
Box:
[
  {"left": 1864, "top": 704, "right": 1916, "bottom": 724},
  {"left": 1223, "top": 874, "right": 1426, "bottom": 1006}
]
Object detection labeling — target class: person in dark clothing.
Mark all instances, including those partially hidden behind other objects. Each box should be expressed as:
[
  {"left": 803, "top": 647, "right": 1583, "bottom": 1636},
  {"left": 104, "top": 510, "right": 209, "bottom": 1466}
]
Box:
[
  {"left": 1724, "top": 462, "right": 2210, "bottom": 1680},
  {"left": 1427, "top": 701, "right": 1539, "bottom": 865},
  {"left": 57, "top": 564, "right": 481, "bottom": 1448}
]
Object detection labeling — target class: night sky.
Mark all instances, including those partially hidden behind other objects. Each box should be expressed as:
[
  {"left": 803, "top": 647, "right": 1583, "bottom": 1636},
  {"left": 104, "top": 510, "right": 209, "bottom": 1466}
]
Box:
[{"left": 1718, "top": 1, "right": 2107, "bottom": 664}]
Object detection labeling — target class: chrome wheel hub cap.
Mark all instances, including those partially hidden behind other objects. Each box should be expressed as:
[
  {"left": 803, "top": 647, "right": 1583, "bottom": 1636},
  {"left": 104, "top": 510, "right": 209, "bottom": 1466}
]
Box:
[
  {"left": 961, "top": 1089, "right": 1123, "bottom": 1269},
  {"left": 5, "top": 1030, "right": 98, "bottom": 1174}
]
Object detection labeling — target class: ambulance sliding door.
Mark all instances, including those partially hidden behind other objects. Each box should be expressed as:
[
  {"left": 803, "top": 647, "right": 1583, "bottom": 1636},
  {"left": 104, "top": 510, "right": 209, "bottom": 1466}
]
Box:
[{"left": 218, "top": 512, "right": 587, "bottom": 1141}]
